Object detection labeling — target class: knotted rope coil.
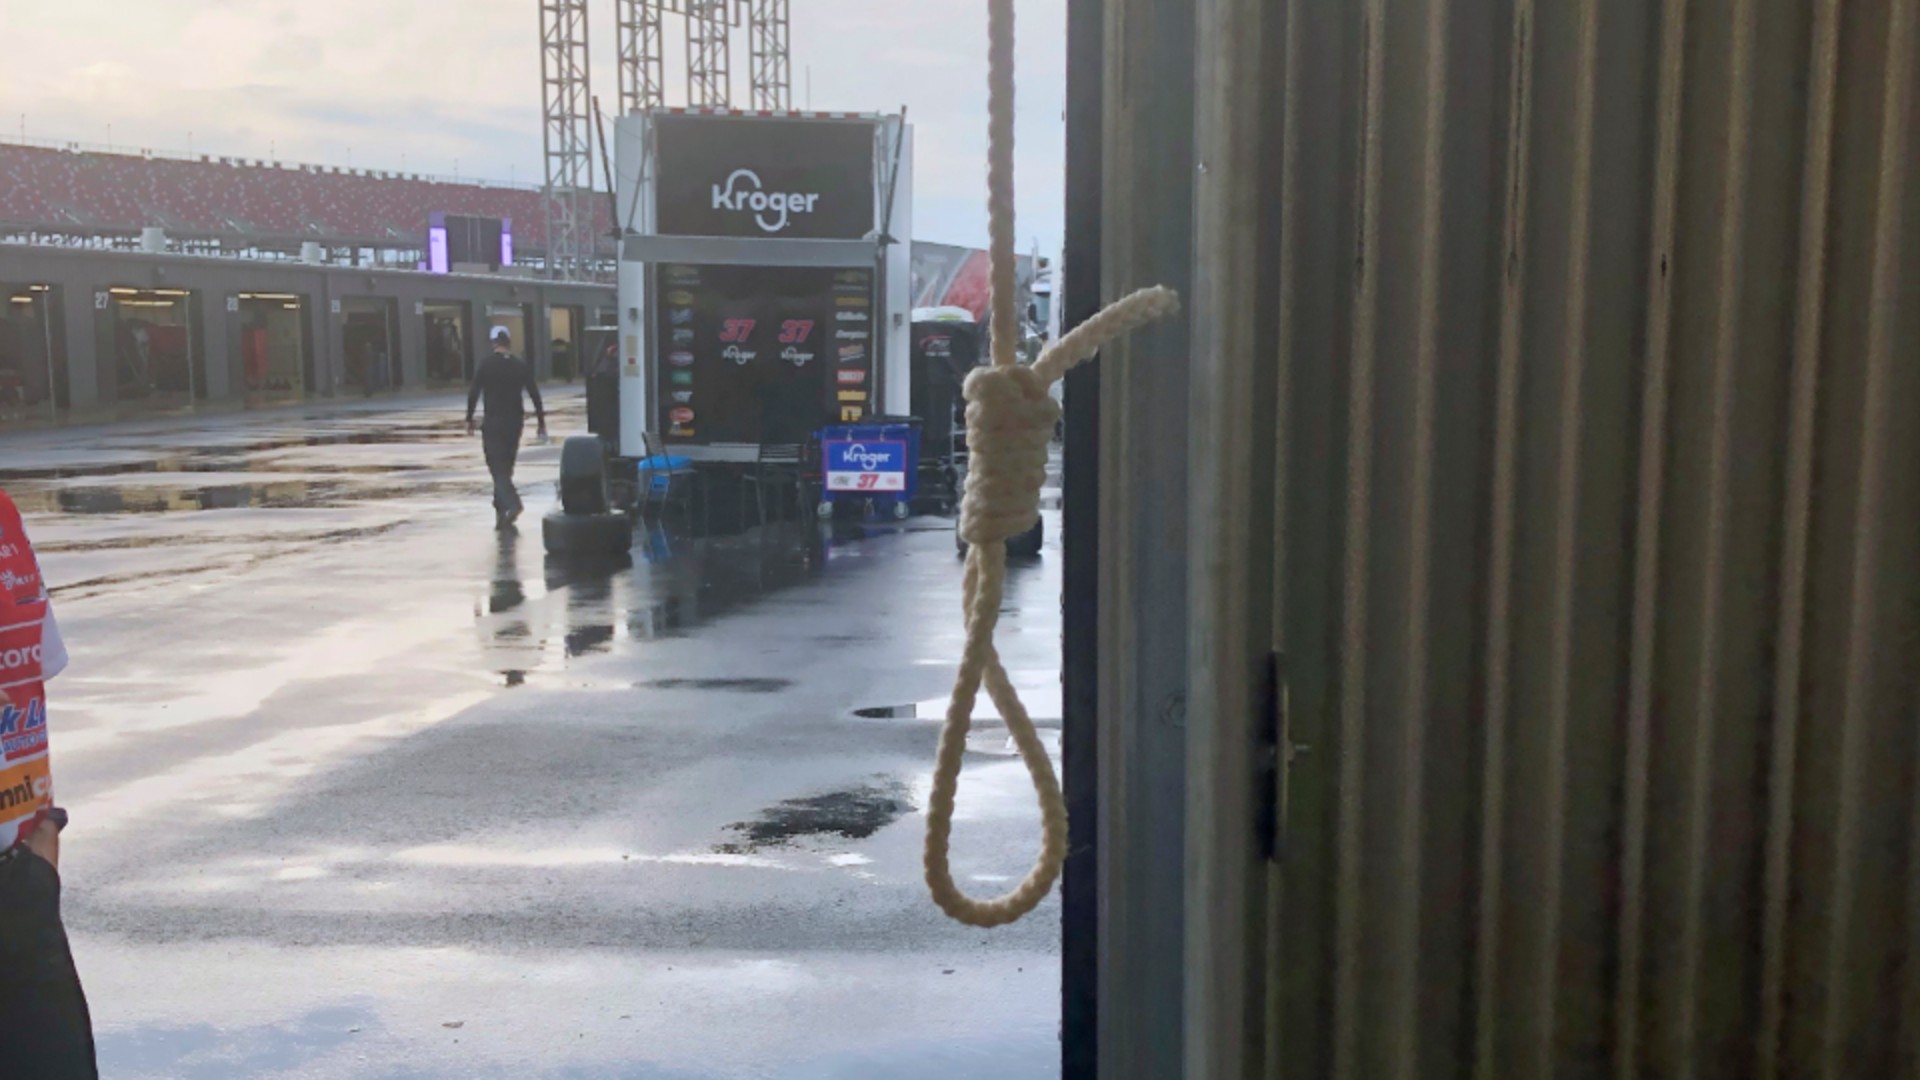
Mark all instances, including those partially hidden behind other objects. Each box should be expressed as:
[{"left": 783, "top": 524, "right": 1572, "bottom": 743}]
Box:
[{"left": 922, "top": 0, "right": 1178, "bottom": 928}]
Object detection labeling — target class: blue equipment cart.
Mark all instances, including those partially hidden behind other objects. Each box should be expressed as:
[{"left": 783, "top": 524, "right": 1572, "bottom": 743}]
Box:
[{"left": 818, "top": 417, "right": 922, "bottom": 520}]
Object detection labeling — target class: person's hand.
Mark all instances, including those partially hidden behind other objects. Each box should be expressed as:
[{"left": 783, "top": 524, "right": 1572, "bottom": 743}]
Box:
[
  {"left": 537, "top": 423, "right": 549, "bottom": 441},
  {"left": 22, "top": 817, "right": 58, "bottom": 871},
  {"left": 467, "top": 418, "right": 478, "bottom": 436}
]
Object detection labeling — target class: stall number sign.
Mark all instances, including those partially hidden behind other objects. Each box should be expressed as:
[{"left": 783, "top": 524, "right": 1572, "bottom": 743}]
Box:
[{"left": 823, "top": 440, "right": 907, "bottom": 492}]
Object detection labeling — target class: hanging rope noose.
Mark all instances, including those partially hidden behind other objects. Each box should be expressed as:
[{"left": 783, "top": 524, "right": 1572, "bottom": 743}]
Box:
[{"left": 921, "top": 0, "right": 1179, "bottom": 928}]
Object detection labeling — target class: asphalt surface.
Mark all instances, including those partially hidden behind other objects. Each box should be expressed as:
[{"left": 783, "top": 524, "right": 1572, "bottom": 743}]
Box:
[{"left": 0, "top": 390, "right": 1065, "bottom": 1079}]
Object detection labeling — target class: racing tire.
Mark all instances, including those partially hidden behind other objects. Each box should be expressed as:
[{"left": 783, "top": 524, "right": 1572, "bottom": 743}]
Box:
[
  {"left": 956, "top": 516, "right": 1045, "bottom": 558},
  {"left": 1008, "top": 515, "right": 1044, "bottom": 558},
  {"left": 558, "top": 435, "right": 610, "bottom": 516},
  {"left": 891, "top": 500, "right": 910, "bottom": 521},
  {"left": 542, "top": 510, "right": 632, "bottom": 556}
]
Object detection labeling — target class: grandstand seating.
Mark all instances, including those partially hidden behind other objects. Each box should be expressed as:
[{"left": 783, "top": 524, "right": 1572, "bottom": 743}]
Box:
[{"left": 0, "top": 143, "right": 610, "bottom": 252}]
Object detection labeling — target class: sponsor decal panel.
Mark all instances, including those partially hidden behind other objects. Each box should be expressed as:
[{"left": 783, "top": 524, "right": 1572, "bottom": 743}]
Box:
[
  {"left": 0, "top": 756, "right": 53, "bottom": 830},
  {"left": 834, "top": 295, "right": 869, "bottom": 308},
  {"left": 840, "top": 406, "right": 865, "bottom": 422},
  {"left": 836, "top": 368, "right": 867, "bottom": 385},
  {"left": 672, "top": 391, "right": 694, "bottom": 403},
  {"left": 822, "top": 439, "right": 907, "bottom": 491},
  {"left": 837, "top": 345, "right": 867, "bottom": 362},
  {"left": 670, "top": 407, "right": 695, "bottom": 425},
  {"left": 672, "top": 328, "right": 695, "bottom": 345},
  {"left": 668, "top": 424, "right": 696, "bottom": 438},
  {"left": 667, "top": 290, "right": 694, "bottom": 305},
  {"left": 0, "top": 640, "right": 42, "bottom": 683},
  {"left": 670, "top": 308, "right": 693, "bottom": 325},
  {"left": 835, "top": 311, "right": 869, "bottom": 323},
  {"left": 837, "top": 390, "right": 868, "bottom": 403},
  {"left": 669, "top": 351, "right": 695, "bottom": 368},
  {"left": 1, "top": 697, "right": 47, "bottom": 762},
  {"left": 670, "top": 371, "right": 694, "bottom": 386}
]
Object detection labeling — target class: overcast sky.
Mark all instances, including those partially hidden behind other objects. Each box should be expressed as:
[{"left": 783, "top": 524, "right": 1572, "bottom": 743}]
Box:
[{"left": 0, "top": 0, "right": 1068, "bottom": 253}]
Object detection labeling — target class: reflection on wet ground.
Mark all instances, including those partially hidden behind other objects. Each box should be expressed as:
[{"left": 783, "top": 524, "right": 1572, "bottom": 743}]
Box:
[
  {"left": 719, "top": 779, "right": 916, "bottom": 853},
  {"left": 476, "top": 520, "right": 848, "bottom": 688},
  {"left": 93, "top": 1004, "right": 378, "bottom": 1080}
]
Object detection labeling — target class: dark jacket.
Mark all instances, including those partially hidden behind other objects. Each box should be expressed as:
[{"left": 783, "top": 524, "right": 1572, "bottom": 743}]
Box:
[
  {"left": 0, "top": 848, "right": 97, "bottom": 1077},
  {"left": 466, "top": 350, "right": 546, "bottom": 430}
]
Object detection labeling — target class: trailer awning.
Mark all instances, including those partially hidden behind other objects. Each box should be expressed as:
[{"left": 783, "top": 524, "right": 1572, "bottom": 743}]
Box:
[{"left": 620, "top": 234, "right": 878, "bottom": 268}]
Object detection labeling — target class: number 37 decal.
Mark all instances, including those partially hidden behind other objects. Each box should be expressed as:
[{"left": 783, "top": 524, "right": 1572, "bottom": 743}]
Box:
[{"left": 721, "top": 319, "right": 811, "bottom": 343}]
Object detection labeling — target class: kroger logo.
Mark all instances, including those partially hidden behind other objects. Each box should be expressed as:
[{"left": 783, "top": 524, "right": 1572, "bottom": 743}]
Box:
[
  {"left": 711, "top": 169, "right": 821, "bottom": 233},
  {"left": 830, "top": 441, "right": 902, "bottom": 472}
]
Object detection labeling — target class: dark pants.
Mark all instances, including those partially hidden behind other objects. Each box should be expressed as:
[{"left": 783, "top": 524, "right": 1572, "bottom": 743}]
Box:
[
  {"left": 0, "top": 849, "right": 97, "bottom": 1078},
  {"left": 483, "top": 421, "right": 525, "bottom": 516}
]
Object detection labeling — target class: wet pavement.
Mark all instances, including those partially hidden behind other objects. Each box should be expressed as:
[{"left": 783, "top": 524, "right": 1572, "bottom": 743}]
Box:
[{"left": 1, "top": 390, "right": 1065, "bottom": 1079}]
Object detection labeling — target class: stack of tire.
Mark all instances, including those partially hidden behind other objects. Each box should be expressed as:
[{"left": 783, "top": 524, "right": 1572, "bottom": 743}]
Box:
[{"left": 543, "top": 436, "right": 634, "bottom": 555}]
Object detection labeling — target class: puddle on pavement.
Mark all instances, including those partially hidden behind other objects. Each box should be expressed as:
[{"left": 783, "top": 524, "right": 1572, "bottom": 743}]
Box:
[
  {"left": 634, "top": 677, "right": 794, "bottom": 693},
  {"left": 716, "top": 778, "right": 914, "bottom": 853},
  {"left": 853, "top": 699, "right": 1066, "bottom": 733},
  {"left": 0, "top": 426, "right": 470, "bottom": 483},
  {"left": 5, "top": 476, "right": 485, "bottom": 516},
  {"left": 0, "top": 410, "right": 493, "bottom": 516}
]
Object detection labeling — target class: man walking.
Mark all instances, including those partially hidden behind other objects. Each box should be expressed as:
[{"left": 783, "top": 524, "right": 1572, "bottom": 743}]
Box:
[{"left": 467, "top": 327, "right": 547, "bottom": 529}]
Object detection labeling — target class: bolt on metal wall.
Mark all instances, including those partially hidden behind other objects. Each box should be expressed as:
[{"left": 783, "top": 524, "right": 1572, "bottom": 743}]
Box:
[{"left": 1179, "top": 0, "right": 1920, "bottom": 1074}]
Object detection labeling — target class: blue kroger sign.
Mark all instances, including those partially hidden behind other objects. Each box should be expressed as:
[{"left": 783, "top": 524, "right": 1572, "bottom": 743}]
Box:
[{"left": 825, "top": 440, "right": 905, "bottom": 474}]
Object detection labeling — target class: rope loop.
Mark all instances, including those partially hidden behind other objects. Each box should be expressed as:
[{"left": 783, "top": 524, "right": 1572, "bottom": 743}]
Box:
[{"left": 922, "top": 0, "right": 1178, "bottom": 928}]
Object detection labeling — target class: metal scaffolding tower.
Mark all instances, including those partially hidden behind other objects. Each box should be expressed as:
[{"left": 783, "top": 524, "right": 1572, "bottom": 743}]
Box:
[
  {"left": 539, "top": 0, "right": 594, "bottom": 279},
  {"left": 616, "top": 0, "right": 666, "bottom": 115},
  {"left": 746, "top": 0, "right": 792, "bottom": 110},
  {"left": 684, "top": 0, "right": 734, "bottom": 108}
]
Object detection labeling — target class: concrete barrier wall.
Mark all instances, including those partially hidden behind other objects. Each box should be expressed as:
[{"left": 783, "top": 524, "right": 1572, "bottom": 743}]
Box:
[{"left": 0, "top": 244, "right": 612, "bottom": 424}]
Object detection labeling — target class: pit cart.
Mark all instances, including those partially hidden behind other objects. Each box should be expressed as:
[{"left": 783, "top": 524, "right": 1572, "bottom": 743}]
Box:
[{"left": 818, "top": 417, "right": 920, "bottom": 520}]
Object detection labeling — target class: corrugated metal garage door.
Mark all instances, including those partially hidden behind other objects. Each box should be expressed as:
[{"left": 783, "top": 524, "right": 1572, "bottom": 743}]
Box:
[{"left": 1186, "top": 0, "right": 1920, "bottom": 1075}]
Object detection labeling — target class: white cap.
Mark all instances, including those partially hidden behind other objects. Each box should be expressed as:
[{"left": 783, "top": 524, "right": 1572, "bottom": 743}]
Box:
[{"left": 490, "top": 326, "right": 512, "bottom": 345}]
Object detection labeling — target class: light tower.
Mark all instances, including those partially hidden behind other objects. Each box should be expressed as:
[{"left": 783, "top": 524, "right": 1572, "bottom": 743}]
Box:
[
  {"left": 616, "top": 0, "right": 667, "bottom": 114},
  {"left": 538, "top": 0, "right": 594, "bottom": 278},
  {"left": 685, "top": 0, "right": 735, "bottom": 107},
  {"left": 746, "top": 0, "right": 792, "bottom": 110}
]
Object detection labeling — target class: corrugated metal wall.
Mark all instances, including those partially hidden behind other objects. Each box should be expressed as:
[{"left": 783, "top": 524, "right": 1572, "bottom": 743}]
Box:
[{"left": 1254, "top": 0, "right": 1920, "bottom": 1074}]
